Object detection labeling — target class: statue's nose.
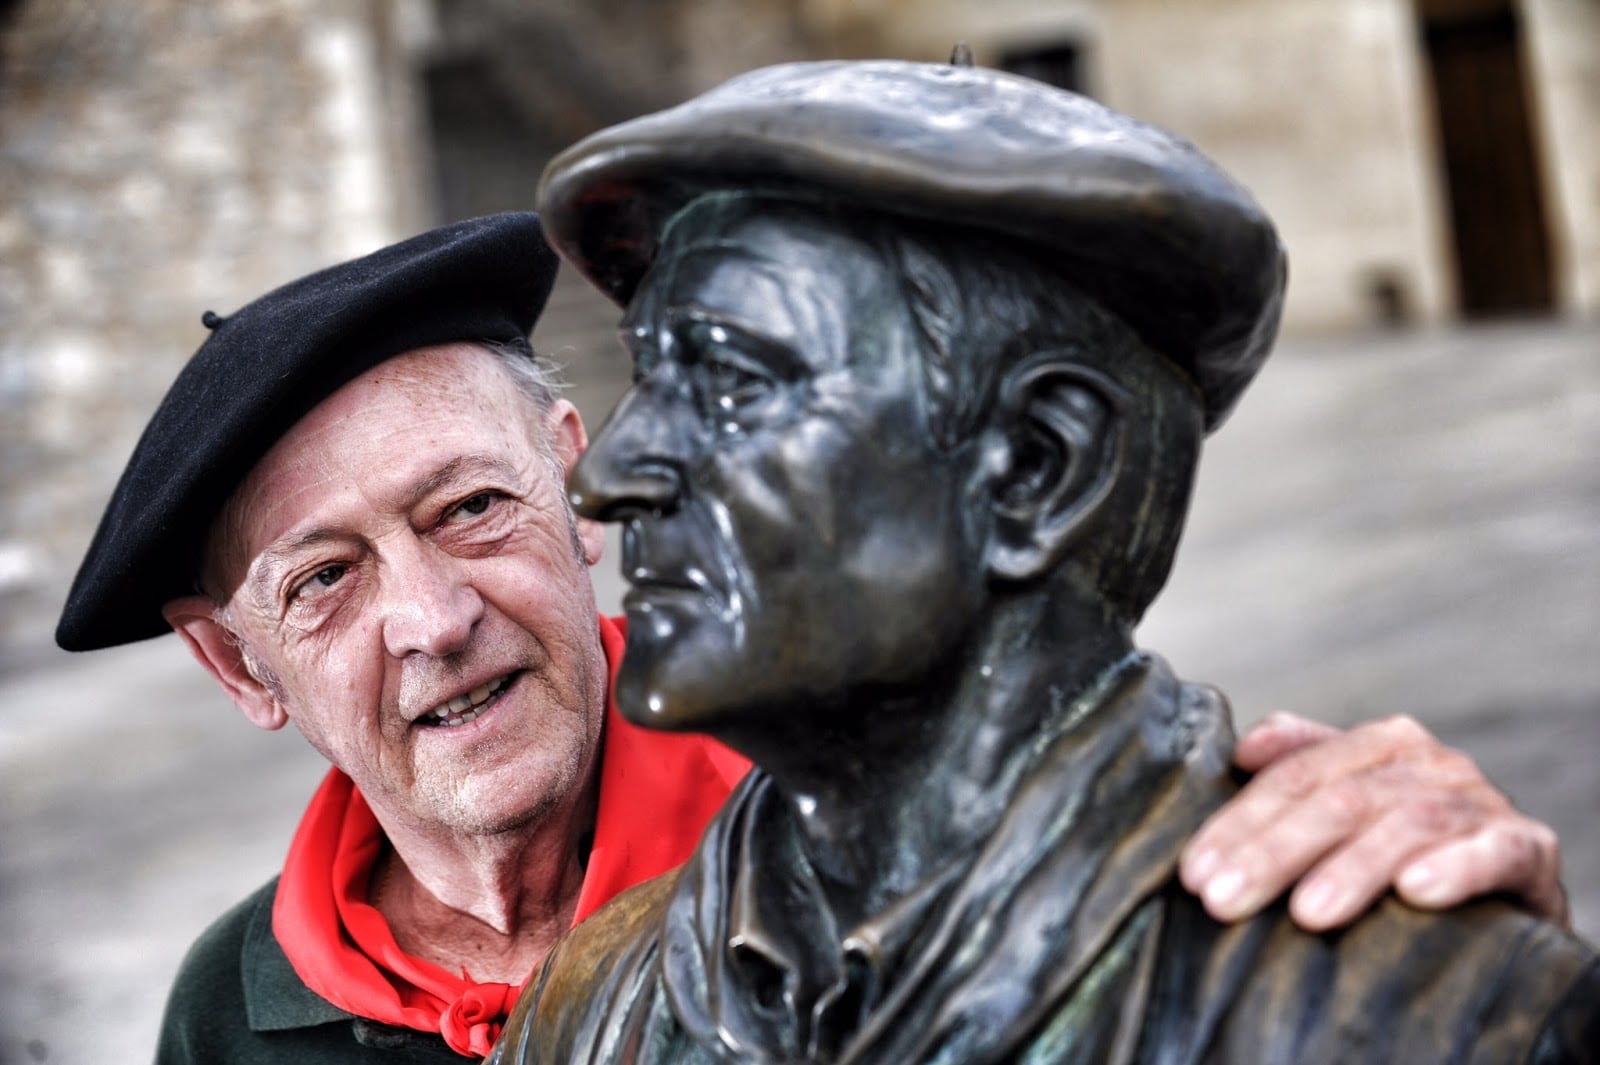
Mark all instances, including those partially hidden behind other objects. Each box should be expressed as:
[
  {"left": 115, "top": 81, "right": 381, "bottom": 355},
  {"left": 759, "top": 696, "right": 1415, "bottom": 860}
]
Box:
[{"left": 569, "top": 378, "right": 690, "bottom": 523}]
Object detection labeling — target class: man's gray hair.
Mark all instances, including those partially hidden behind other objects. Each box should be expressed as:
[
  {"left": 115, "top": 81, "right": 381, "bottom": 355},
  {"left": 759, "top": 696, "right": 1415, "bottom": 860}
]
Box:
[
  {"left": 479, "top": 337, "right": 592, "bottom": 571},
  {"left": 479, "top": 335, "right": 567, "bottom": 414}
]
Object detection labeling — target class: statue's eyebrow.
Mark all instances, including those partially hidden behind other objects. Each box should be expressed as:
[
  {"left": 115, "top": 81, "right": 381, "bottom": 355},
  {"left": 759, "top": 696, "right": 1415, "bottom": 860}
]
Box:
[{"left": 668, "top": 307, "right": 807, "bottom": 378}]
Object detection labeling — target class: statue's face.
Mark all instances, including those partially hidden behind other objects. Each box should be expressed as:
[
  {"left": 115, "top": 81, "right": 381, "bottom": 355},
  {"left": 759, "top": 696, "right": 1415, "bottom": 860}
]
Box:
[{"left": 569, "top": 200, "right": 990, "bottom": 734}]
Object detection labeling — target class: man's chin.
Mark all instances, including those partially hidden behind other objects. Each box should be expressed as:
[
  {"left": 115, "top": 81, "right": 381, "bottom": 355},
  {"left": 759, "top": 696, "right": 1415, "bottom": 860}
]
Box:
[{"left": 419, "top": 756, "right": 583, "bottom": 835}]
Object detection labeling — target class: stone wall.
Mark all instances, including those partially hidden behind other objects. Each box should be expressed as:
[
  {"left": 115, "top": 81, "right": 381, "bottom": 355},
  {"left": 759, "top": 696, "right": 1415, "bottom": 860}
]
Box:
[
  {"left": 801, "top": 0, "right": 1456, "bottom": 331},
  {"left": 1525, "top": 0, "right": 1600, "bottom": 312},
  {"left": 797, "top": 0, "right": 1600, "bottom": 329},
  {"left": 0, "top": 0, "right": 429, "bottom": 663},
  {"left": 1105, "top": 0, "right": 1455, "bottom": 330}
]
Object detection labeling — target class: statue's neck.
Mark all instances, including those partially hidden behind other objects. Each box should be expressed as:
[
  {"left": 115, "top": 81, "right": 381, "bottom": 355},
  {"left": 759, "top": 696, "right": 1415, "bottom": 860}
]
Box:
[{"left": 716, "top": 594, "right": 1134, "bottom": 932}]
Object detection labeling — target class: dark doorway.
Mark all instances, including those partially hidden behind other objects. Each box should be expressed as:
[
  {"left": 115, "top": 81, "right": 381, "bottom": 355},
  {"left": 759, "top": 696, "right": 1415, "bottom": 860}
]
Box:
[
  {"left": 999, "top": 40, "right": 1086, "bottom": 95},
  {"left": 1418, "top": 1, "right": 1554, "bottom": 316}
]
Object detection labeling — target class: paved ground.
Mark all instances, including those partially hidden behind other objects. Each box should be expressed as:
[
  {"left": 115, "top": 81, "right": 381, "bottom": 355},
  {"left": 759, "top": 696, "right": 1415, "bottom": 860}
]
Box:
[{"left": 1, "top": 309, "right": 1596, "bottom": 1064}]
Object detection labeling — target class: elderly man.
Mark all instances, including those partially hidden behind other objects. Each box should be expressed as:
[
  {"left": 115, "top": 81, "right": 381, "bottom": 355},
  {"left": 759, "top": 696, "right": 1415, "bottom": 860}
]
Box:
[
  {"left": 490, "top": 61, "right": 1597, "bottom": 1062},
  {"left": 57, "top": 210, "right": 1572, "bottom": 1063}
]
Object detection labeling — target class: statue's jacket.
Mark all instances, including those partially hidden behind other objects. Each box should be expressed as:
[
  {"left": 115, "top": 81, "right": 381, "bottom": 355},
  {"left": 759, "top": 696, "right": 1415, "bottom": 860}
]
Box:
[{"left": 490, "top": 655, "right": 1599, "bottom": 1064}]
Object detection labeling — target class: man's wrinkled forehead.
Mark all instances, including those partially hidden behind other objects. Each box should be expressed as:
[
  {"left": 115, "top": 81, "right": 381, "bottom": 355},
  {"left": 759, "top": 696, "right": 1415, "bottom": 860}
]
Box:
[{"left": 201, "top": 342, "right": 534, "bottom": 596}]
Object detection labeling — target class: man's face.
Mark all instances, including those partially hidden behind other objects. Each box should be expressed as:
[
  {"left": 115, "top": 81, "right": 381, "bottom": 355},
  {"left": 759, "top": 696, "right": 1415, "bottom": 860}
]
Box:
[
  {"left": 569, "top": 200, "right": 989, "bottom": 735},
  {"left": 212, "top": 344, "right": 608, "bottom": 837}
]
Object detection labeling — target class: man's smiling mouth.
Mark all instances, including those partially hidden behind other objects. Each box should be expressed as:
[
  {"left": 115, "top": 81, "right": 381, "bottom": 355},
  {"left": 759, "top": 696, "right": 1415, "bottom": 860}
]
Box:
[{"left": 418, "top": 673, "right": 518, "bottom": 728}]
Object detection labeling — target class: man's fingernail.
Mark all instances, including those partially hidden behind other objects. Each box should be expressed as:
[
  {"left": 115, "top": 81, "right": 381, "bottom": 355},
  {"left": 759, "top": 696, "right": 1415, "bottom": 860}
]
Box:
[
  {"left": 1205, "top": 869, "right": 1246, "bottom": 912},
  {"left": 1297, "top": 880, "right": 1339, "bottom": 922},
  {"left": 1399, "top": 863, "right": 1447, "bottom": 904},
  {"left": 1187, "top": 847, "right": 1221, "bottom": 883}
]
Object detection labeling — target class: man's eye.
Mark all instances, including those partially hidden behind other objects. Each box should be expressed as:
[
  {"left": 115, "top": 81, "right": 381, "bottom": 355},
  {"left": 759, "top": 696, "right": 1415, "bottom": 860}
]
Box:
[
  {"left": 444, "top": 492, "right": 498, "bottom": 523},
  {"left": 293, "top": 564, "right": 347, "bottom": 601}
]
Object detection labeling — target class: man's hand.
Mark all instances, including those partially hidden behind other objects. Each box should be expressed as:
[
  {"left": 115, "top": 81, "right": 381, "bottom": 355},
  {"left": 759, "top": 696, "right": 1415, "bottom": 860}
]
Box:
[{"left": 1179, "top": 712, "right": 1568, "bottom": 932}]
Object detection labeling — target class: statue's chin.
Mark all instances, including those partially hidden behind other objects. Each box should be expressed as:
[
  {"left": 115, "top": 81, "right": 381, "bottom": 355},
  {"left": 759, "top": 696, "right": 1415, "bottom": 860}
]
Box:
[
  {"left": 613, "top": 655, "right": 711, "bottom": 734},
  {"left": 615, "top": 595, "right": 745, "bottom": 733}
]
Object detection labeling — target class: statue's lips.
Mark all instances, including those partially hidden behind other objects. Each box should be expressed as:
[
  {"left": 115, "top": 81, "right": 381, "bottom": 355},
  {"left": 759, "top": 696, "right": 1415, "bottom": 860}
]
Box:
[
  {"left": 620, "top": 524, "right": 722, "bottom": 606},
  {"left": 622, "top": 572, "right": 713, "bottom": 609},
  {"left": 620, "top": 556, "right": 726, "bottom": 620}
]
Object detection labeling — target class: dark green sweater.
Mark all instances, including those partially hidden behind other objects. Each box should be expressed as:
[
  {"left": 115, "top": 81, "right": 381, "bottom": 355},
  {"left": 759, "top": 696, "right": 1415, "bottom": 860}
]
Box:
[{"left": 155, "top": 878, "right": 465, "bottom": 1064}]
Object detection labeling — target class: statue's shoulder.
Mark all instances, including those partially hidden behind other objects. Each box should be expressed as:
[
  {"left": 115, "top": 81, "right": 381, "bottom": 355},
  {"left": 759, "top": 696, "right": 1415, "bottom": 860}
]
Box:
[
  {"left": 552, "top": 872, "right": 678, "bottom": 982},
  {"left": 490, "top": 873, "right": 679, "bottom": 1065},
  {"left": 1363, "top": 898, "right": 1599, "bottom": 1064},
  {"left": 1160, "top": 885, "right": 1599, "bottom": 1064}
]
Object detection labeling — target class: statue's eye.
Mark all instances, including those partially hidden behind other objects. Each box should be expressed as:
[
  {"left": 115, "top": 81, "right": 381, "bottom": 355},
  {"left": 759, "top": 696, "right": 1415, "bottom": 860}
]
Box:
[
  {"left": 687, "top": 322, "right": 791, "bottom": 429},
  {"left": 703, "top": 349, "right": 775, "bottom": 410}
]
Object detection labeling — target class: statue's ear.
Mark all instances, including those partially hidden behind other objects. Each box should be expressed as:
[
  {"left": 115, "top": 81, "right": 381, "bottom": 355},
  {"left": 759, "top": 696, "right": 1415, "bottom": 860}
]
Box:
[{"left": 982, "top": 355, "right": 1127, "bottom": 582}]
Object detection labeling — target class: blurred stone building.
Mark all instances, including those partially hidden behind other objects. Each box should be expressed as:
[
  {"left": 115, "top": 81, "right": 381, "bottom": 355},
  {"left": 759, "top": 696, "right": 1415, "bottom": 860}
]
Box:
[
  {"left": 1, "top": 0, "right": 1597, "bottom": 663},
  {"left": 812, "top": 0, "right": 1600, "bottom": 326}
]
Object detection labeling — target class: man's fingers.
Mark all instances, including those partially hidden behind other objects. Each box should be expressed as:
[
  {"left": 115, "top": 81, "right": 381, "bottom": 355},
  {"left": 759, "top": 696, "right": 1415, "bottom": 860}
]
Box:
[
  {"left": 1187, "top": 826, "right": 1340, "bottom": 924},
  {"left": 1182, "top": 716, "right": 1412, "bottom": 908},
  {"left": 1184, "top": 714, "right": 1555, "bottom": 931},
  {"left": 1283, "top": 797, "right": 1486, "bottom": 932},
  {"left": 1181, "top": 777, "right": 1362, "bottom": 921},
  {"left": 1395, "top": 820, "right": 1570, "bottom": 928},
  {"left": 1232, "top": 711, "right": 1340, "bottom": 773},
  {"left": 1188, "top": 770, "right": 1455, "bottom": 924}
]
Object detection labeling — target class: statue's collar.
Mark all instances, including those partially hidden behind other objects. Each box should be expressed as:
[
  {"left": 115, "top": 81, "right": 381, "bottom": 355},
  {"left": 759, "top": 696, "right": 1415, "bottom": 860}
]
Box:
[{"left": 662, "top": 653, "right": 1239, "bottom": 1062}]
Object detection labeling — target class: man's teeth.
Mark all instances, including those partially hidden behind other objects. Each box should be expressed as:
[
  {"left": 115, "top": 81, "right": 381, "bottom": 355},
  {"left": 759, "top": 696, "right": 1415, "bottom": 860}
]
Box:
[{"left": 424, "top": 675, "right": 510, "bottom": 726}]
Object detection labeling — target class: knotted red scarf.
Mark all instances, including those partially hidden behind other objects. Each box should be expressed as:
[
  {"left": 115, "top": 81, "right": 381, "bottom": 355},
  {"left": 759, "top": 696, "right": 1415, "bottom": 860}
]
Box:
[{"left": 273, "top": 615, "right": 749, "bottom": 1056}]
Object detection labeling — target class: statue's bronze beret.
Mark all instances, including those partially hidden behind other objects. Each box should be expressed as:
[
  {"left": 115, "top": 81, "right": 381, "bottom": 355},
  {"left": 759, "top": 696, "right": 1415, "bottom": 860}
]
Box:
[
  {"left": 57, "top": 212, "right": 559, "bottom": 651},
  {"left": 539, "top": 59, "right": 1286, "bottom": 432}
]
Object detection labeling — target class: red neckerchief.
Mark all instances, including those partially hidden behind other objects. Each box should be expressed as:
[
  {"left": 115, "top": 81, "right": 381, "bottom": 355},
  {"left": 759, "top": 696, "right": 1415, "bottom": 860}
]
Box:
[{"left": 272, "top": 615, "right": 749, "bottom": 1056}]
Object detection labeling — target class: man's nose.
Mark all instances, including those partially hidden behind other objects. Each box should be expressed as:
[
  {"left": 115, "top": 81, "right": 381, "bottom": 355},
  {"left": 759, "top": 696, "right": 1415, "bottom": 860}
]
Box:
[
  {"left": 379, "top": 538, "right": 485, "bottom": 659},
  {"left": 569, "top": 373, "right": 692, "bottom": 523}
]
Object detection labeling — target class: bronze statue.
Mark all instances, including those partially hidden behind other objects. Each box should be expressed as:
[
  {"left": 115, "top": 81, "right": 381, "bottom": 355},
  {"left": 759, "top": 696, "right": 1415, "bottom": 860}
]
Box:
[{"left": 489, "top": 59, "right": 1598, "bottom": 1063}]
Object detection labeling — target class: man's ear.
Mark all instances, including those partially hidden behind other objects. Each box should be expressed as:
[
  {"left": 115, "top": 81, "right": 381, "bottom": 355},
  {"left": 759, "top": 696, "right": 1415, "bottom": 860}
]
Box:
[
  {"left": 162, "top": 596, "right": 289, "bottom": 731},
  {"left": 544, "top": 399, "right": 606, "bottom": 566},
  {"left": 982, "top": 355, "right": 1126, "bottom": 582}
]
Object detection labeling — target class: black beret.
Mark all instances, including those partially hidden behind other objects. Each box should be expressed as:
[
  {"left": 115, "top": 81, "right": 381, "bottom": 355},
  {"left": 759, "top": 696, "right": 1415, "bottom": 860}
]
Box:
[
  {"left": 538, "top": 59, "right": 1286, "bottom": 432},
  {"left": 57, "top": 211, "right": 559, "bottom": 651}
]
